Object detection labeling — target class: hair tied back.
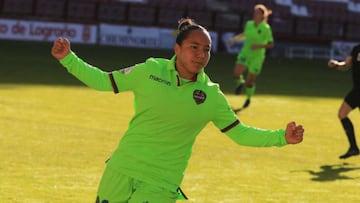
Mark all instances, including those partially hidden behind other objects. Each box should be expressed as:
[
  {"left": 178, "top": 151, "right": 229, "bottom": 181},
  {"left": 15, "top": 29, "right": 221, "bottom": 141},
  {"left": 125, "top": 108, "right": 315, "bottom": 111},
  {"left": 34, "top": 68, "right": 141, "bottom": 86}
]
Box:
[{"left": 177, "top": 17, "right": 196, "bottom": 32}]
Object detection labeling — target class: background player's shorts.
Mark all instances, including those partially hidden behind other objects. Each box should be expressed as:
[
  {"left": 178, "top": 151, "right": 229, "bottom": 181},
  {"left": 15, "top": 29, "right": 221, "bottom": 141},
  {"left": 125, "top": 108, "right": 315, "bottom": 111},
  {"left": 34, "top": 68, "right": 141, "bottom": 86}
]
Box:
[
  {"left": 236, "top": 53, "right": 265, "bottom": 75},
  {"left": 96, "top": 166, "right": 178, "bottom": 203},
  {"left": 344, "top": 88, "right": 360, "bottom": 109}
]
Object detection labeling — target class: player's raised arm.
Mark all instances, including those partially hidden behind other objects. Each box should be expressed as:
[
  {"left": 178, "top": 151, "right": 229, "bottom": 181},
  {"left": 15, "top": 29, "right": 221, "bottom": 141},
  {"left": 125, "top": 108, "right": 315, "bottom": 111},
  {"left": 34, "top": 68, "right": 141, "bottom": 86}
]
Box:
[
  {"left": 51, "top": 37, "right": 114, "bottom": 92},
  {"left": 227, "top": 33, "right": 245, "bottom": 45},
  {"left": 51, "top": 37, "right": 70, "bottom": 60}
]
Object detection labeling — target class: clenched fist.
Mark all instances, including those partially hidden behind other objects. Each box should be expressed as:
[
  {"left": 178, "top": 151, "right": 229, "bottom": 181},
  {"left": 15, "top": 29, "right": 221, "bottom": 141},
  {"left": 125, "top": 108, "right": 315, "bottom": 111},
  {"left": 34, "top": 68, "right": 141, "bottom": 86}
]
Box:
[
  {"left": 51, "top": 37, "right": 70, "bottom": 60},
  {"left": 285, "top": 121, "right": 304, "bottom": 144},
  {"left": 327, "top": 59, "right": 338, "bottom": 68}
]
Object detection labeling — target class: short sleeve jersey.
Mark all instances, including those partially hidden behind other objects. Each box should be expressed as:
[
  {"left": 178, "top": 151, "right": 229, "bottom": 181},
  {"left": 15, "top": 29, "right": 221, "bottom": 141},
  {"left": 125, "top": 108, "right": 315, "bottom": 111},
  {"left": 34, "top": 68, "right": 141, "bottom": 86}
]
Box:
[
  {"left": 240, "top": 20, "right": 274, "bottom": 58},
  {"left": 107, "top": 56, "right": 240, "bottom": 191},
  {"left": 60, "top": 52, "right": 287, "bottom": 192},
  {"left": 351, "top": 44, "right": 360, "bottom": 89}
]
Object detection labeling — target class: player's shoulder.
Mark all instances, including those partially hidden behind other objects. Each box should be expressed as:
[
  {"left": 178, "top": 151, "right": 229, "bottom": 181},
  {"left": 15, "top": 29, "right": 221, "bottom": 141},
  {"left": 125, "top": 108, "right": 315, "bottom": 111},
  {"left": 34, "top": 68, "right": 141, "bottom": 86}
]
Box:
[
  {"left": 138, "top": 57, "right": 171, "bottom": 73},
  {"left": 246, "top": 20, "right": 255, "bottom": 26},
  {"left": 202, "top": 74, "right": 221, "bottom": 91},
  {"left": 260, "top": 21, "right": 271, "bottom": 29},
  {"left": 144, "top": 57, "right": 170, "bottom": 68},
  {"left": 353, "top": 44, "right": 360, "bottom": 50},
  {"left": 351, "top": 44, "right": 360, "bottom": 55},
  {"left": 264, "top": 22, "right": 271, "bottom": 29}
]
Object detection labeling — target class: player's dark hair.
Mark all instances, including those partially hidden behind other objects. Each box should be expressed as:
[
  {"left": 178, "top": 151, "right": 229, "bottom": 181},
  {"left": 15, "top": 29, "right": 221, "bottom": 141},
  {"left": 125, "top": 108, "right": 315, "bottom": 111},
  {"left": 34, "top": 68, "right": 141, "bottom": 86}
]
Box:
[{"left": 176, "top": 18, "right": 208, "bottom": 45}]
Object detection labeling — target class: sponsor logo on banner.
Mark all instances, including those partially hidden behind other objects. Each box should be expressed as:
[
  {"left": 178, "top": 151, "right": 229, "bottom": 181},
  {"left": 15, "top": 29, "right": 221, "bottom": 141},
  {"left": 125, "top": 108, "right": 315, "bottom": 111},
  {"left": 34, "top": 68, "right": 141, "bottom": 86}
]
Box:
[
  {"left": 100, "top": 24, "right": 160, "bottom": 48},
  {"left": 99, "top": 24, "right": 218, "bottom": 51},
  {"left": 0, "top": 18, "right": 97, "bottom": 43}
]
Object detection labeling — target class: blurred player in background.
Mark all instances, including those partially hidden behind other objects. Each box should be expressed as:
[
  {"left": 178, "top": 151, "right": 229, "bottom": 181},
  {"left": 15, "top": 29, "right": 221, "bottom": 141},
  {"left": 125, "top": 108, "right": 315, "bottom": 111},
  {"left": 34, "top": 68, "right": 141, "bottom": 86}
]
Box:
[
  {"left": 228, "top": 4, "right": 274, "bottom": 111},
  {"left": 328, "top": 44, "right": 360, "bottom": 159},
  {"left": 52, "top": 18, "right": 304, "bottom": 202}
]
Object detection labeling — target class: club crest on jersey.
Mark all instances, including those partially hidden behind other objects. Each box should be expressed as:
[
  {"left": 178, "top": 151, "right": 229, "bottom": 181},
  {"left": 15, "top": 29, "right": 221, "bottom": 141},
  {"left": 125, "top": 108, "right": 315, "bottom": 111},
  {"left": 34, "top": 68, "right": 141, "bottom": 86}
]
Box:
[
  {"left": 193, "top": 90, "right": 206, "bottom": 105},
  {"left": 118, "top": 66, "right": 134, "bottom": 75}
]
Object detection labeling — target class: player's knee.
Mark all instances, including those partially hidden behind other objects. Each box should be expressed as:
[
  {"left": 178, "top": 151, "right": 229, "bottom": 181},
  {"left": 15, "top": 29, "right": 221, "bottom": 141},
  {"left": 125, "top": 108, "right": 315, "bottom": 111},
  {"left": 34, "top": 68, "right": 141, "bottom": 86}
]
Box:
[
  {"left": 245, "top": 80, "right": 255, "bottom": 87},
  {"left": 233, "top": 69, "right": 243, "bottom": 78},
  {"left": 338, "top": 112, "right": 346, "bottom": 120}
]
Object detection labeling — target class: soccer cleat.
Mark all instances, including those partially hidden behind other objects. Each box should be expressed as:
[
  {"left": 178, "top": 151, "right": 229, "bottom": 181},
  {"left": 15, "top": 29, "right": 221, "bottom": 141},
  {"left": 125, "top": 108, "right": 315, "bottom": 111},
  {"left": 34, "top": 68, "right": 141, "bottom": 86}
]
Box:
[
  {"left": 339, "top": 148, "right": 360, "bottom": 159},
  {"left": 242, "top": 99, "right": 251, "bottom": 108},
  {"left": 234, "top": 84, "right": 243, "bottom": 95}
]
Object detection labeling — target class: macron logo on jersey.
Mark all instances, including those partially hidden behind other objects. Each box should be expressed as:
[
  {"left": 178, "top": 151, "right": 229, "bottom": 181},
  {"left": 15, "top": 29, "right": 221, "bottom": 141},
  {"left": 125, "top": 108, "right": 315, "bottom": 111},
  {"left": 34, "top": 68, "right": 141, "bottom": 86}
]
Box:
[{"left": 149, "top": 74, "right": 171, "bottom": 86}]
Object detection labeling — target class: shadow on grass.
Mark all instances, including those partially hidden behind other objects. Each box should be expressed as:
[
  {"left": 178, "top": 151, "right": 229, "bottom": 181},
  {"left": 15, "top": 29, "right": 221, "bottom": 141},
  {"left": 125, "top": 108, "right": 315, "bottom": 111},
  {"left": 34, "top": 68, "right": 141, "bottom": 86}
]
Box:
[{"left": 292, "top": 163, "right": 360, "bottom": 182}]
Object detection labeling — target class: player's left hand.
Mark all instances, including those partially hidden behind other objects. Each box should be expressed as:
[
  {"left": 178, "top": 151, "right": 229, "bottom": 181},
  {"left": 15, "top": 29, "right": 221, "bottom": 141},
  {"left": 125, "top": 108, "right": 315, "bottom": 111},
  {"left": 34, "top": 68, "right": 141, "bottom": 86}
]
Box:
[
  {"left": 285, "top": 121, "right": 304, "bottom": 144},
  {"left": 227, "top": 38, "right": 236, "bottom": 45},
  {"left": 51, "top": 37, "right": 71, "bottom": 60},
  {"left": 327, "top": 59, "right": 338, "bottom": 68}
]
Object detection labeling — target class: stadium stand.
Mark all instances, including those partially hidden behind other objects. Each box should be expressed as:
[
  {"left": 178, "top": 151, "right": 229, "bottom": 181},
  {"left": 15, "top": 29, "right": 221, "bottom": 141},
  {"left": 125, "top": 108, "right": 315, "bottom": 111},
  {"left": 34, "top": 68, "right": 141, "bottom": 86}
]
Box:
[
  {"left": 346, "top": 10, "right": 360, "bottom": 23},
  {"left": 270, "top": 17, "right": 294, "bottom": 36},
  {"left": 66, "top": 0, "right": 97, "bottom": 22},
  {"left": 157, "top": 8, "right": 185, "bottom": 28},
  {"left": 148, "top": 0, "right": 207, "bottom": 10},
  {"left": 2, "top": 0, "right": 34, "bottom": 17},
  {"left": 271, "top": 4, "right": 292, "bottom": 18},
  {"left": 35, "top": 0, "right": 65, "bottom": 20},
  {"left": 127, "top": 3, "right": 156, "bottom": 26},
  {"left": 295, "top": 17, "right": 319, "bottom": 37},
  {"left": 345, "top": 23, "right": 360, "bottom": 41},
  {"left": 321, "top": 22, "right": 344, "bottom": 40},
  {"left": 187, "top": 9, "right": 214, "bottom": 29},
  {"left": 0, "top": 0, "right": 359, "bottom": 42},
  {"left": 98, "top": 1, "right": 128, "bottom": 23},
  {"left": 214, "top": 12, "right": 241, "bottom": 32},
  {"left": 229, "top": 0, "right": 248, "bottom": 12}
]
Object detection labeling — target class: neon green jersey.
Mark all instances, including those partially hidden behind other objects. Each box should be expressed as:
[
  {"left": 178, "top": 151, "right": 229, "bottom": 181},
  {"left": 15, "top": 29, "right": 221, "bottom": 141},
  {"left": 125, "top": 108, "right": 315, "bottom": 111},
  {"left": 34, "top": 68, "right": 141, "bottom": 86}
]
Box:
[
  {"left": 60, "top": 52, "right": 287, "bottom": 191},
  {"left": 241, "top": 20, "right": 274, "bottom": 57}
]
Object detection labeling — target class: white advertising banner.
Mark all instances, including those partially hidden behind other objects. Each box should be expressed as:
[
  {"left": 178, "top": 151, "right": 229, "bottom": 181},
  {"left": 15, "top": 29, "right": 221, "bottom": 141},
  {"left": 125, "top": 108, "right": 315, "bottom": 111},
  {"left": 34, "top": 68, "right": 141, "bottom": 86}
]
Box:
[
  {"left": 0, "top": 19, "right": 97, "bottom": 43},
  {"left": 158, "top": 28, "right": 176, "bottom": 49},
  {"left": 99, "top": 24, "right": 160, "bottom": 48},
  {"left": 99, "top": 24, "right": 218, "bottom": 51},
  {"left": 331, "top": 41, "right": 358, "bottom": 60},
  {"left": 209, "top": 31, "right": 218, "bottom": 52}
]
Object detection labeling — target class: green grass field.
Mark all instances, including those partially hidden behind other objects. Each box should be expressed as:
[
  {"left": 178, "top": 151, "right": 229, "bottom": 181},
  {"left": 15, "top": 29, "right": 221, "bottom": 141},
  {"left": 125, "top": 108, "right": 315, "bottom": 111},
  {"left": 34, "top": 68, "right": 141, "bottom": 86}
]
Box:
[{"left": 1, "top": 40, "right": 360, "bottom": 203}]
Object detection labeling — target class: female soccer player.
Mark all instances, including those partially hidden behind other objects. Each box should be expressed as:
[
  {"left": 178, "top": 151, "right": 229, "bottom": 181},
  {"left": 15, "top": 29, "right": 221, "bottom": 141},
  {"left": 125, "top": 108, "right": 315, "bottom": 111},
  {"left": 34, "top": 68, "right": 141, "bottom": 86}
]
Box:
[
  {"left": 328, "top": 44, "right": 360, "bottom": 159},
  {"left": 51, "top": 18, "right": 304, "bottom": 202},
  {"left": 228, "top": 4, "right": 274, "bottom": 110}
]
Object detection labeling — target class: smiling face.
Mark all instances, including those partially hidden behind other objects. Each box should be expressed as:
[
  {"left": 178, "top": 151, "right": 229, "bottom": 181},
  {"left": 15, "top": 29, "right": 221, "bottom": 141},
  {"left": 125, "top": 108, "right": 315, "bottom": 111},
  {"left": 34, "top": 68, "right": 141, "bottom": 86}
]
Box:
[{"left": 174, "top": 29, "right": 211, "bottom": 80}]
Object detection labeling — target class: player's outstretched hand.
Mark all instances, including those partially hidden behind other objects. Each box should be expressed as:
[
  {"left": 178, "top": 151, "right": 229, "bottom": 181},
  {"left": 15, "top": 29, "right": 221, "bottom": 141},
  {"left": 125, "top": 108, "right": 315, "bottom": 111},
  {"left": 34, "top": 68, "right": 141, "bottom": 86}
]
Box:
[
  {"left": 327, "top": 59, "right": 338, "bottom": 68},
  {"left": 227, "top": 38, "right": 236, "bottom": 45},
  {"left": 51, "top": 37, "right": 70, "bottom": 60},
  {"left": 285, "top": 121, "right": 304, "bottom": 144}
]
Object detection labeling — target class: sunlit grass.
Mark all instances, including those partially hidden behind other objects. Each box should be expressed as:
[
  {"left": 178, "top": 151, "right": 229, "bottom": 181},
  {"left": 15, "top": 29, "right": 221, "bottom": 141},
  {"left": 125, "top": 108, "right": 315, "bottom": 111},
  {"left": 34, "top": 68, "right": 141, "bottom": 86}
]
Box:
[
  {"left": 1, "top": 84, "right": 359, "bottom": 203},
  {"left": 1, "top": 40, "right": 359, "bottom": 203}
]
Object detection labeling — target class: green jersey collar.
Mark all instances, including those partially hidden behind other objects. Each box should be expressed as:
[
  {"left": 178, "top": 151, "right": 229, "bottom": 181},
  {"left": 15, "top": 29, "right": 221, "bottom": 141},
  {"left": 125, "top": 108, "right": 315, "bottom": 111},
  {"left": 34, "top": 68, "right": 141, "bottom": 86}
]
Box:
[{"left": 168, "top": 55, "right": 206, "bottom": 84}]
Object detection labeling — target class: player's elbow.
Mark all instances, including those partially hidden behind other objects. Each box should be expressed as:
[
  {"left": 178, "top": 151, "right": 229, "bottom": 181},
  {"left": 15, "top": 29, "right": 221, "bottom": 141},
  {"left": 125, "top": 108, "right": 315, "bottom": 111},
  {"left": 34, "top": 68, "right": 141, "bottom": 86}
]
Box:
[{"left": 267, "top": 42, "right": 274, "bottom": 49}]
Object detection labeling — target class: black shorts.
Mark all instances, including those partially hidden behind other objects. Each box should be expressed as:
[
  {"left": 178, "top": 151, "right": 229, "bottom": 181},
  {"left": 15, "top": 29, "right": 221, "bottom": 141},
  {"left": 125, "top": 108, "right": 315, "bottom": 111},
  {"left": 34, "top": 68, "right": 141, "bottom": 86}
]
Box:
[{"left": 344, "top": 89, "right": 360, "bottom": 109}]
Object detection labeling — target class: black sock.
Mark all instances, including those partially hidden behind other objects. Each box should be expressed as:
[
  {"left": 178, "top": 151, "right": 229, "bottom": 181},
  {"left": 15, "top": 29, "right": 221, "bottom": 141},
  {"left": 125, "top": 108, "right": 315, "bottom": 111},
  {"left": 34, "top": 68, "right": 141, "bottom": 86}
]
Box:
[{"left": 341, "top": 117, "right": 359, "bottom": 150}]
